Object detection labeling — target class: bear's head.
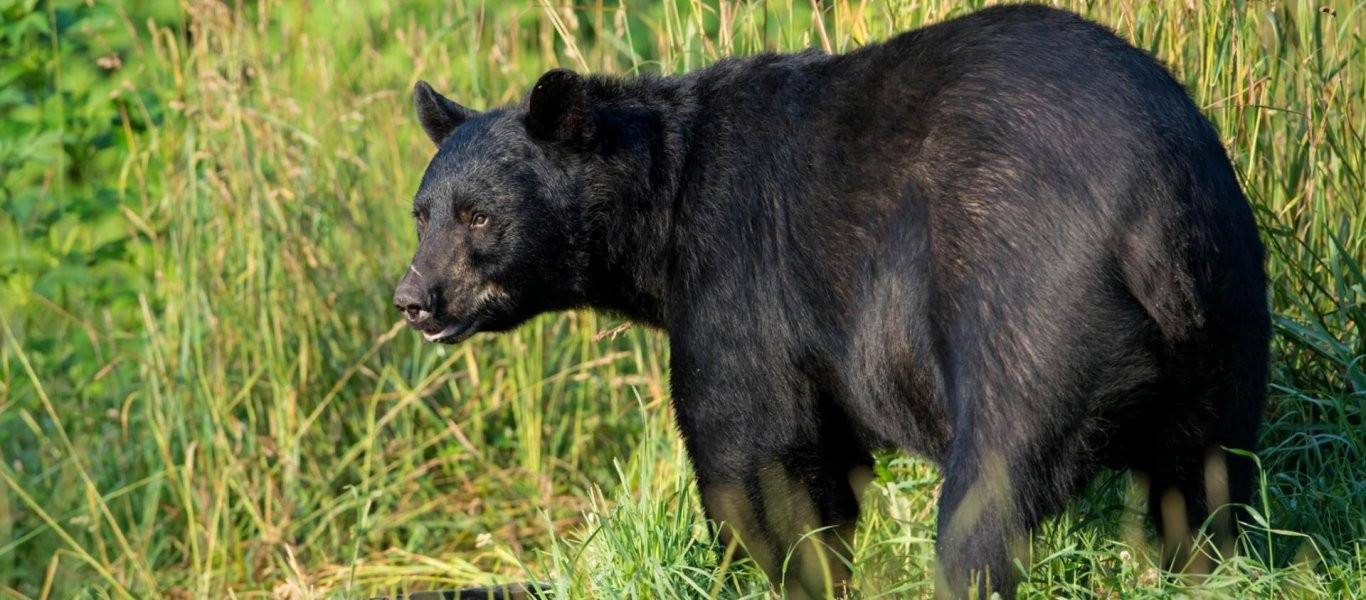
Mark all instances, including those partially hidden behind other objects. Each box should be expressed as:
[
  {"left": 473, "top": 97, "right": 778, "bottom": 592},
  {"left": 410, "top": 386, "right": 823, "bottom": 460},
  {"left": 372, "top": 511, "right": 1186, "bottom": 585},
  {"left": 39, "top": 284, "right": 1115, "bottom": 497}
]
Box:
[{"left": 393, "top": 69, "right": 599, "bottom": 344}]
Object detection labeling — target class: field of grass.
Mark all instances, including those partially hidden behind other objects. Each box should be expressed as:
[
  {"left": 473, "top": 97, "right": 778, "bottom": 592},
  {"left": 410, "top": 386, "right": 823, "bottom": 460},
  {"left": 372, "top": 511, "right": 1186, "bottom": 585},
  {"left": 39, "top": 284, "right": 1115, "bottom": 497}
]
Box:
[{"left": 2, "top": 0, "right": 1364, "bottom": 597}]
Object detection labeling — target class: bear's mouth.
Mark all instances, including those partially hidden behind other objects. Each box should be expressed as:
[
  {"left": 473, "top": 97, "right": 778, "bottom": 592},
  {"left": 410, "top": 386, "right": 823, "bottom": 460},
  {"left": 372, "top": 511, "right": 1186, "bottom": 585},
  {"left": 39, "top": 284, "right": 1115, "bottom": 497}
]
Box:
[{"left": 420, "top": 318, "right": 482, "bottom": 344}]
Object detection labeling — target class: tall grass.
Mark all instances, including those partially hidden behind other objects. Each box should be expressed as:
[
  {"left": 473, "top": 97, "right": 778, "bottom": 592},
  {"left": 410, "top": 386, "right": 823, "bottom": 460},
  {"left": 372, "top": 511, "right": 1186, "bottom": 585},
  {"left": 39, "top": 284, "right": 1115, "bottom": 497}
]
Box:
[{"left": 1, "top": 0, "right": 1363, "bottom": 598}]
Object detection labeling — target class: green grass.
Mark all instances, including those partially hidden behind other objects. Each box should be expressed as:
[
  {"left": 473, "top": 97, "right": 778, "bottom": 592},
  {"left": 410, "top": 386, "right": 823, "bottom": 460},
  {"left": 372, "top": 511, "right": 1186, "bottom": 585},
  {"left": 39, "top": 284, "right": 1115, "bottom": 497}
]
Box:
[{"left": 1, "top": 0, "right": 1363, "bottom": 597}]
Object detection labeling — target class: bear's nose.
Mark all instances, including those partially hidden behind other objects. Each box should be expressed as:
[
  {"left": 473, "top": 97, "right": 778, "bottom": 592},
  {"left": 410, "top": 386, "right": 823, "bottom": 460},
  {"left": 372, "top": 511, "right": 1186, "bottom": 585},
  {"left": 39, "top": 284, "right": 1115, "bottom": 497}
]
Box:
[{"left": 393, "top": 286, "right": 433, "bottom": 325}]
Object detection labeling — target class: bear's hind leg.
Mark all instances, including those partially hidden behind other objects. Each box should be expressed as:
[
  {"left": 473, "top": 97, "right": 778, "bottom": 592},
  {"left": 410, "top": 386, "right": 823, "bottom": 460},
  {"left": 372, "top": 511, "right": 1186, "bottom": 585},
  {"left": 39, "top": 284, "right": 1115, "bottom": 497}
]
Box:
[
  {"left": 1141, "top": 458, "right": 1215, "bottom": 571},
  {"left": 1141, "top": 330, "right": 1268, "bottom": 569},
  {"left": 1141, "top": 416, "right": 1261, "bottom": 569}
]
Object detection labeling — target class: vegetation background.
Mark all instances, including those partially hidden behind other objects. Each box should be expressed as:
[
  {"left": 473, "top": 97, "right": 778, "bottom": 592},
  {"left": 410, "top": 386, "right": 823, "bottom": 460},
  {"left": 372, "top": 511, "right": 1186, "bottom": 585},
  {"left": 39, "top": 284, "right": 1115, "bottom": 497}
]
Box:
[{"left": 1, "top": 0, "right": 1363, "bottom": 597}]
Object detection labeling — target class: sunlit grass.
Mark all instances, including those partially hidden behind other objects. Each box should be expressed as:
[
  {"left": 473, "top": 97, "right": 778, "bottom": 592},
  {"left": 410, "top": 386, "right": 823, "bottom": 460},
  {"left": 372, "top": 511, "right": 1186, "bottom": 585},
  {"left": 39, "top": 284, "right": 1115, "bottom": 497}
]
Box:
[{"left": 1, "top": 0, "right": 1363, "bottom": 598}]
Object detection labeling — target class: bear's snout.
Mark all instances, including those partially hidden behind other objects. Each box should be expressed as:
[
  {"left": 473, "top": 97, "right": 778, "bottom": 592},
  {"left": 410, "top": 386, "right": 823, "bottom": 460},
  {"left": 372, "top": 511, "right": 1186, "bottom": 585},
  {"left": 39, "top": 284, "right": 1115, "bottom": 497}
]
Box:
[{"left": 392, "top": 272, "right": 434, "bottom": 326}]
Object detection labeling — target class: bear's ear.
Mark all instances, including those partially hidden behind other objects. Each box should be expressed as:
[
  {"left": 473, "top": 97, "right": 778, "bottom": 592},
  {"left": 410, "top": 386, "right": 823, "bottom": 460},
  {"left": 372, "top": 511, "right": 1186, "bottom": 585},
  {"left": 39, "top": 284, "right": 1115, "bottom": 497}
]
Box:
[
  {"left": 414, "top": 80, "right": 477, "bottom": 146},
  {"left": 526, "top": 68, "right": 593, "bottom": 145}
]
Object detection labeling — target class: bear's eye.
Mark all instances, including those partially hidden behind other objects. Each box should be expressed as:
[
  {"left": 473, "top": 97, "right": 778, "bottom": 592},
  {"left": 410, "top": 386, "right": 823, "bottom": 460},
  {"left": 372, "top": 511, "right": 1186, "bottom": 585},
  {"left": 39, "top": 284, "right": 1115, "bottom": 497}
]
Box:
[{"left": 470, "top": 212, "right": 490, "bottom": 228}]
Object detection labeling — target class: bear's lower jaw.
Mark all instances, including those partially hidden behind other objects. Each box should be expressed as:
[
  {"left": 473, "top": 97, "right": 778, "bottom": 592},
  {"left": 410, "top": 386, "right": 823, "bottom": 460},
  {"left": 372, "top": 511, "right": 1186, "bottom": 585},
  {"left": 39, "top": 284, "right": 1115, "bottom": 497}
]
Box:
[{"left": 421, "top": 319, "right": 482, "bottom": 344}]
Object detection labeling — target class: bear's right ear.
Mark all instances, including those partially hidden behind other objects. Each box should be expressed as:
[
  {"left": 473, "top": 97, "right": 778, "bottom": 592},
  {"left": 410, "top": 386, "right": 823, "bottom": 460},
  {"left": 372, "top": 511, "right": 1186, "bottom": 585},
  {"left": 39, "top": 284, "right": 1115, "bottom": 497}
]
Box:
[{"left": 413, "top": 80, "right": 477, "bottom": 147}]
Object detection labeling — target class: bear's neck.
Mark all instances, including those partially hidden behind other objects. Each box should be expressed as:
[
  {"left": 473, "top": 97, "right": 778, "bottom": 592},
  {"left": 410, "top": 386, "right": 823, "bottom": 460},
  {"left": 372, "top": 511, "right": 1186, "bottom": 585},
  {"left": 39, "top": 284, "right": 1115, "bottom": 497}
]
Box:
[{"left": 579, "top": 73, "right": 699, "bottom": 329}]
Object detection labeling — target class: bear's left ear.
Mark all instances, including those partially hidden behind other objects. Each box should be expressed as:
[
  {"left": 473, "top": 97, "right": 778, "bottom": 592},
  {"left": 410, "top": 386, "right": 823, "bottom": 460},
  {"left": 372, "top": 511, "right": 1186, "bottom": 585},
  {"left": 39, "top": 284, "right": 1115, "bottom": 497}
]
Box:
[{"left": 526, "top": 68, "right": 593, "bottom": 145}]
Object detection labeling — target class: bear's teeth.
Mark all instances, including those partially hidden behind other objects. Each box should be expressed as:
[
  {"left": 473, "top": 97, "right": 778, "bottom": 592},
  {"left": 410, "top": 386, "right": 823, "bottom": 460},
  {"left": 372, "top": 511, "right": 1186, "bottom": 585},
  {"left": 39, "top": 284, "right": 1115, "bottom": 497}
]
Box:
[{"left": 424, "top": 325, "right": 461, "bottom": 341}]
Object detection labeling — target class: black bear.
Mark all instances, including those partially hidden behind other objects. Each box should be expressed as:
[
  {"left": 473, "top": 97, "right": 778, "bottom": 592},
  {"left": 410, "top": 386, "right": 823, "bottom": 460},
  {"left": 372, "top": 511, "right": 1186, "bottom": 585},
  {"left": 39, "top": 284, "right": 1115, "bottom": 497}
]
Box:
[{"left": 391, "top": 5, "right": 1269, "bottom": 598}]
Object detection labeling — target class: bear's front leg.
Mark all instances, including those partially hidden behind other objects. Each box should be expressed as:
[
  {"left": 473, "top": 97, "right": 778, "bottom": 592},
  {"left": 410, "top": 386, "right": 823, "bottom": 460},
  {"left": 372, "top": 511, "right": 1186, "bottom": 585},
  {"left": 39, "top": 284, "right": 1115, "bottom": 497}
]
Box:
[
  {"left": 670, "top": 337, "right": 873, "bottom": 600},
  {"left": 933, "top": 398, "right": 1095, "bottom": 599}
]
